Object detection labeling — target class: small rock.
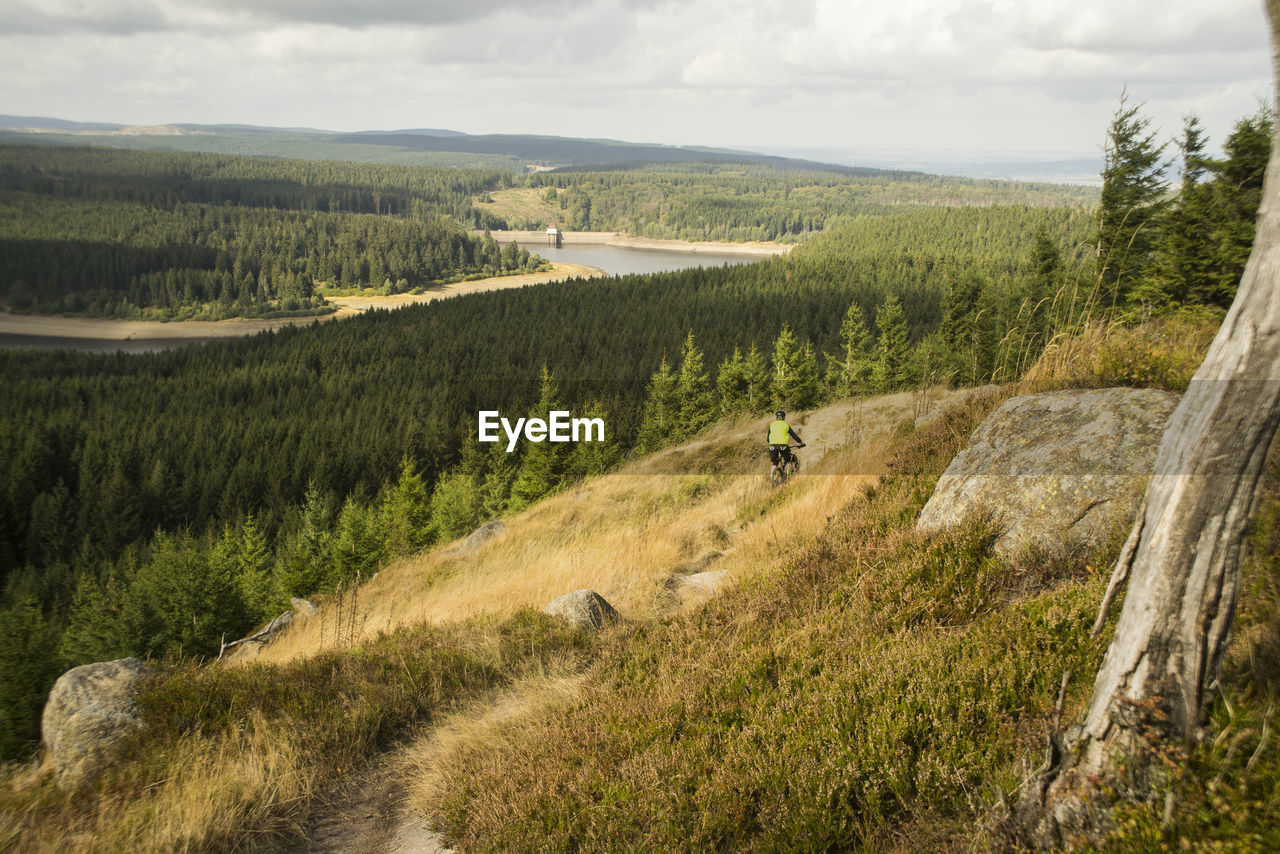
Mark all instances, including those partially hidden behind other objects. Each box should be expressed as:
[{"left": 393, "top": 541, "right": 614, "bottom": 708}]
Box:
[
  {"left": 290, "top": 597, "right": 319, "bottom": 617},
  {"left": 679, "top": 570, "right": 728, "bottom": 597},
  {"left": 543, "top": 590, "right": 619, "bottom": 629},
  {"left": 42, "top": 657, "right": 155, "bottom": 791}
]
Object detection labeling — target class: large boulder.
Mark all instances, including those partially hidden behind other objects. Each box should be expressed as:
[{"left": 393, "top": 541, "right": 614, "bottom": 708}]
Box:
[
  {"left": 917, "top": 388, "right": 1180, "bottom": 560},
  {"left": 42, "top": 657, "right": 155, "bottom": 790},
  {"left": 445, "top": 520, "right": 505, "bottom": 555},
  {"left": 543, "top": 590, "right": 620, "bottom": 629}
]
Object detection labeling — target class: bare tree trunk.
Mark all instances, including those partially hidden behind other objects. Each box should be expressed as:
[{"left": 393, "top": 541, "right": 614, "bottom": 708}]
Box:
[{"left": 1017, "top": 1, "right": 1280, "bottom": 845}]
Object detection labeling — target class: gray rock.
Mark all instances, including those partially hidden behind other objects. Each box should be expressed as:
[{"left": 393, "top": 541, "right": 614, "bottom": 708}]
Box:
[
  {"left": 444, "top": 520, "right": 506, "bottom": 555},
  {"left": 917, "top": 388, "right": 1179, "bottom": 560},
  {"left": 290, "top": 597, "right": 319, "bottom": 617},
  {"left": 678, "top": 570, "right": 728, "bottom": 598},
  {"left": 543, "top": 590, "right": 620, "bottom": 629},
  {"left": 42, "top": 657, "right": 155, "bottom": 790}
]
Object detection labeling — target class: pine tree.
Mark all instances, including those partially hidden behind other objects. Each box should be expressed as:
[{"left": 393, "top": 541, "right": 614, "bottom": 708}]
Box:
[
  {"left": 428, "top": 470, "right": 483, "bottom": 544},
  {"left": 1098, "top": 91, "right": 1169, "bottom": 307},
  {"left": 0, "top": 597, "right": 65, "bottom": 760},
  {"left": 383, "top": 456, "right": 432, "bottom": 558},
  {"left": 772, "top": 325, "right": 821, "bottom": 410},
  {"left": 277, "top": 483, "right": 335, "bottom": 599},
  {"left": 676, "top": 331, "right": 714, "bottom": 434},
  {"left": 123, "top": 531, "right": 249, "bottom": 659},
  {"left": 770, "top": 325, "right": 798, "bottom": 408},
  {"left": 637, "top": 355, "right": 679, "bottom": 453},
  {"left": 834, "top": 301, "right": 876, "bottom": 397},
  {"left": 510, "top": 365, "right": 570, "bottom": 509},
  {"left": 1146, "top": 113, "right": 1216, "bottom": 306},
  {"left": 478, "top": 441, "right": 518, "bottom": 519},
  {"left": 1027, "top": 225, "right": 1061, "bottom": 345},
  {"left": 872, "top": 294, "right": 910, "bottom": 393},
  {"left": 220, "top": 515, "right": 274, "bottom": 623},
  {"left": 566, "top": 400, "right": 619, "bottom": 479},
  {"left": 716, "top": 347, "right": 750, "bottom": 417},
  {"left": 743, "top": 343, "right": 771, "bottom": 414},
  {"left": 1206, "top": 103, "right": 1273, "bottom": 306},
  {"left": 329, "top": 497, "right": 385, "bottom": 586}
]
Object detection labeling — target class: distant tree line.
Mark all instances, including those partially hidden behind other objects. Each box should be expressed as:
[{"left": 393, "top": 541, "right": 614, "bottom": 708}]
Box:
[
  {"left": 0, "top": 145, "right": 527, "bottom": 319},
  {"left": 493, "top": 162, "right": 1097, "bottom": 240}
]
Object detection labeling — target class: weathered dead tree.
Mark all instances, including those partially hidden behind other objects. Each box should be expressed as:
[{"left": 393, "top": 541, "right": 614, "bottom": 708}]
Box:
[{"left": 1016, "top": 1, "right": 1280, "bottom": 846}]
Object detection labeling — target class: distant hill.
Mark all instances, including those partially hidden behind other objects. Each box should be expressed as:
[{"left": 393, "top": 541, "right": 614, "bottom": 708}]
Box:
[
  {"left": 0, "top": 115, "right": 124, "bottom": 132},
  {"left": 0, "top": 115, "right": 880, "bottom": 174},
  {"left": 333, "top": 129, "right": 880, "bottom": 173}
]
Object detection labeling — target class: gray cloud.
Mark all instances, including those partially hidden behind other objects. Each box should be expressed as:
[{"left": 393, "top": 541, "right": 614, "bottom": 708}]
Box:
[
  {"left": 187, "top": 0, "right": 574, "bottom": 28},
  {"left": 0, "top": 0, "right": 171, "bottom": 35}
]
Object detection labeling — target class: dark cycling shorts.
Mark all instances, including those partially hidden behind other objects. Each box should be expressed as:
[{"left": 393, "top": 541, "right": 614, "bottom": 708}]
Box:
[{"left": 769, "top": 444, "right": 794, "bottom": 466}]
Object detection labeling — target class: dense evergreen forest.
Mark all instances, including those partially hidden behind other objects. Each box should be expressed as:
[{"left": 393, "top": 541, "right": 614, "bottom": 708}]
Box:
[
  {"left": 0, "top": 146, "right": 531, "bottom": 318},
  {"left": 0, "top": 97, "right": 1269, "bottom": 760},
  {"left": 480, "top": 162, "right": 1097, "bottom": 241}
]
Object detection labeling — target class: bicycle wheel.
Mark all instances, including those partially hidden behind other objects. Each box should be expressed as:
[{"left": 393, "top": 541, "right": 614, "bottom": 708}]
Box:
[{"left": 770, "top": 464, "right": 785, "bottom": 487}]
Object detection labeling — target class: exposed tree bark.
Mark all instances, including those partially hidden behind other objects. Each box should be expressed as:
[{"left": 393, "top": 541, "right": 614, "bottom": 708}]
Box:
[{"left": 1016, "top": 1, "right": 1280, "bottom": 845}]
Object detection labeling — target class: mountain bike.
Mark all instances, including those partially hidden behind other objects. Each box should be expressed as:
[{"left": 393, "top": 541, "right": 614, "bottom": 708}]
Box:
[{"left": 768, "top": 444, "right": 802, "bottom": 487}]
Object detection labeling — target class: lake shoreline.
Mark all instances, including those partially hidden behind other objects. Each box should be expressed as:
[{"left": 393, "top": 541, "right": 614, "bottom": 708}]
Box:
[
  {"left": 0, "top": 230, "right": 792, "bottom": 350},
  {"left": 479, "top": 229, "right": 794, "bottom": 257},
  {"left": 0, "top": 262, "right": 605, "bottom": 348}
]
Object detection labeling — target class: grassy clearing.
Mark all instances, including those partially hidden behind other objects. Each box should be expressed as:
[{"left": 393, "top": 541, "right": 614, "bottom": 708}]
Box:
[
  {"left": 475, "top": 187, "right": 560, "bottom": 230},
  {"left": 408, "top": 312, "right": 1280, "bottom": 851}
]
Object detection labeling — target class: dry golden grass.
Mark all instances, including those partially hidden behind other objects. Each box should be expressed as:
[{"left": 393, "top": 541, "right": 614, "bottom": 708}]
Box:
[
  {"left": 250, "top": 387, "right": 984, "bottom": 666},
  {"left": 0, "top": 716, "right": 314, "bottom": 854},
  {"left": 1020, "top": 310, "right": 1220, "bottom": 393},
  {"left": 405, "top": 672, "right": 588, "bottom": 818},
  {"left": 1019, "top": 319, "right": 1120, "bottom": 389}
]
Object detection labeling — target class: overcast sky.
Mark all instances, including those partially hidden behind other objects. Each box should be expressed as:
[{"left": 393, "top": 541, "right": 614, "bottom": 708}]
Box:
[{"left": 0, "top": 0, "right": 1272, "bottom": 164}]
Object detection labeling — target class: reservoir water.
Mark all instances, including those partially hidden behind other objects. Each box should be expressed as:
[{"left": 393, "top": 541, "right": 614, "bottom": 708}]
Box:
[{"left": 515, "top": 241, "right": 765, "bottom": 277}]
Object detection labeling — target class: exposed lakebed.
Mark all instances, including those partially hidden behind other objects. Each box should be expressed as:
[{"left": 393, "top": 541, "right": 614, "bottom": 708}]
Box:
[{"left": 0, "top": 236, "right": 785, "bottom": 353}]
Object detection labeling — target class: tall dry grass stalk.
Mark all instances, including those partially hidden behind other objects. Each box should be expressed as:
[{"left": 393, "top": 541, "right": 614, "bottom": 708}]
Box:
[
  {"left": 1018, "top": 320, "right": 1120, "bottom": 390},
  {"left": 0, "top": 715, "right": 314, "bottom": 854}
]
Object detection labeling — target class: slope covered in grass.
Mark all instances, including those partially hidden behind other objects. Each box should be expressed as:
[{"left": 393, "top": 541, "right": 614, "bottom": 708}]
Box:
[{"left": 5, "top": 314, "right": 1277, "bottom": 851}]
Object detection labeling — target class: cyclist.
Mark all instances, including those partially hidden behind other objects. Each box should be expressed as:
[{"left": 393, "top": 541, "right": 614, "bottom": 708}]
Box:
[{"left": 767, "top": 409, "right": 805, "bottom": 473}]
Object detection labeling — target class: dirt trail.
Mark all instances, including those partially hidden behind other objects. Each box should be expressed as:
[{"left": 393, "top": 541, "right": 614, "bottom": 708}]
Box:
[{"left": 287, "top": 750, "right": 453, "bottom": 854}]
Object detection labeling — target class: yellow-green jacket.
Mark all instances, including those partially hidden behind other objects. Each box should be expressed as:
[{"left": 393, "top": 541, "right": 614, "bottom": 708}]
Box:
[{"left": 768, "top": 419, "right": 800, "bottom": 446}]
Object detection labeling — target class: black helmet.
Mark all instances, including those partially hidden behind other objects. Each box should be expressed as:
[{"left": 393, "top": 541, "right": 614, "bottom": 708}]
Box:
[{"left": 775, "top": 410, "right": 786, "bottom": 419}]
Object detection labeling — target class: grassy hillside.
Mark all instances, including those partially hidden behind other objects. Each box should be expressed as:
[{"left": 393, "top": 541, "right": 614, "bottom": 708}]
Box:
[{"left": 5, "top": 314, "right": 1276, "bottom": 852}]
